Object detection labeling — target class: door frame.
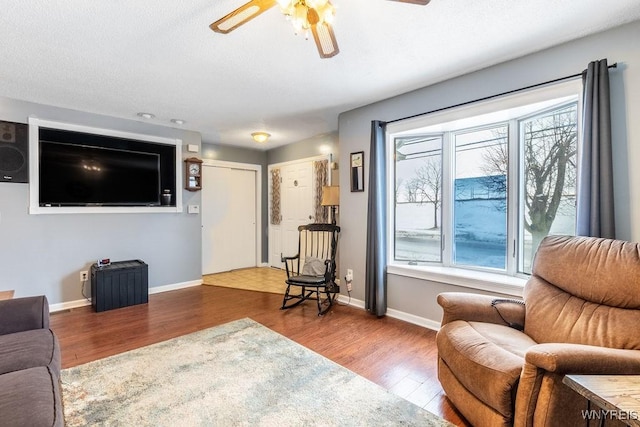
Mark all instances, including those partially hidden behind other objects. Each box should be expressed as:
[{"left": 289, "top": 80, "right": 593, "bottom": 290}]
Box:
[
  {"left": 268, "top": 154, "right": 332, "bottom": 268},
  {"left": 202, "top": 159, "right": 262, "bottom": 271}
]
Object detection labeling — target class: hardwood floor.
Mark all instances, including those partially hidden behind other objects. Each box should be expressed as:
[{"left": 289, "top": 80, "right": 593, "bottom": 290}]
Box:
[{"left": 50, "top": 283, "right": 469, "bottom": 426}]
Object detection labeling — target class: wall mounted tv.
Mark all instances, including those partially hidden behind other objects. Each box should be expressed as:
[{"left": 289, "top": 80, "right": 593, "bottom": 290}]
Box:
[{"left": 37, "top": 127, "right": 177, "bottom": 207}]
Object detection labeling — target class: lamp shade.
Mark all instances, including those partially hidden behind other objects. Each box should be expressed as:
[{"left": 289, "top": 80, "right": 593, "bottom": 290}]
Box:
[{"left": 321, "top": 186, "right": 339, "bottom": 206}]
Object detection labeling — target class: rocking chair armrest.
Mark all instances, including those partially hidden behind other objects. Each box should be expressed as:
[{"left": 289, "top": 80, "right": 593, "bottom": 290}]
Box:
[{"left": 281, "top": 254, "right": 300, "bottom": 278}]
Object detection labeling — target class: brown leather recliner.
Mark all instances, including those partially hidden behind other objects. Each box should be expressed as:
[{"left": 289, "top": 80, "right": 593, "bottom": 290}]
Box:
[{"left": 436, "top": 235, "right": 640, "bottom": 426}]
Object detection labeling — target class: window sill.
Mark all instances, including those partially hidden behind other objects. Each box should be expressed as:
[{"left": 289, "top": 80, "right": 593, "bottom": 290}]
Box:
[{"left": 387, "top": 264, "right": 526, "bottom": 297}]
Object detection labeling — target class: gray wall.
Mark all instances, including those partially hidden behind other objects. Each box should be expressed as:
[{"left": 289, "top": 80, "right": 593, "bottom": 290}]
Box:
[
  {"left": 267, "top": 132, "right": 338, "bottom": 166},
  {"left": 0, "top": 97, "right": 202, "bottom": 304},
  {"left": 338, "top": 21, "right": 640, "bottom": 323}
]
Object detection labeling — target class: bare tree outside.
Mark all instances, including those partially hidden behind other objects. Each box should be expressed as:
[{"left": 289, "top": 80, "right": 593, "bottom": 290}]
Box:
[
  {"left": 394, "top": 136, "right": 443, "bottom": 262},
  {"left": 480, "top": 137, "right": 508, "bottom": 201},
  {"left": 404, "top": 157, "right": 442, "bottom": 228},
  {"left": 481, "top": 103, "right": 578, "bottom": 257}
]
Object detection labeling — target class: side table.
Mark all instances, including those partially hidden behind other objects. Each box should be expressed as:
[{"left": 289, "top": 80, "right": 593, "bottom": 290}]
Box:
[{"left": 563, "top": 375, "right": 640, "bottom": 426}]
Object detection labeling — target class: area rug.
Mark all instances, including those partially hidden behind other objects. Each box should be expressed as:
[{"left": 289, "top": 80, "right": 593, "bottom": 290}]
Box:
[{"left": 62, "top": 318, "right": 451, "bottom": 426}]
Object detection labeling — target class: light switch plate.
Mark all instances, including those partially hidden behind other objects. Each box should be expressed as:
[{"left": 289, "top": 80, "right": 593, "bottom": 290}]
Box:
[{"left": 187, "top": 204, "right": 200, "bottom": 214}]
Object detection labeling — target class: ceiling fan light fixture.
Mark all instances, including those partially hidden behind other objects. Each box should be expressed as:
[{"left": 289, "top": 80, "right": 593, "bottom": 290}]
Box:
[
  {"left": 210, "top": 0, "right": 428, "bottom": 59},
  {"left": 315, "top": 2, "right": 335, "bottom": 24},
  {"left": 279, "top": 0, "right": 335, "bottom": 35},
  {"left": 251, "top": 132, "right": 271, "bottom": 143}
]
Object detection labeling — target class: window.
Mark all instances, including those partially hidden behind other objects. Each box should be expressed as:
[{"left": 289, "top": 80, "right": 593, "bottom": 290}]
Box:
[
  {"left": 395, "top": 135, "right": 443, "bottom": 263},
  {"left": 389, "top": 82, "right": 580, "bottom": 280}
]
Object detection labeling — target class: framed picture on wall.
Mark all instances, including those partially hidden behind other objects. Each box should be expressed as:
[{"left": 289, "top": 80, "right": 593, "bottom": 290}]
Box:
[{"left": 350, "top": 151, "right": 364, "bottom": 192}]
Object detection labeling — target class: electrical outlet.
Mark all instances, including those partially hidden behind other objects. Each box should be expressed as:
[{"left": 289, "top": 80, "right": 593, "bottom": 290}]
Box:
[
  {"left": 345, "top": 268, "right": 353, "bottom": 292},
  {"left": 80, "top": 271, "right": 88, "bottom": 282}
]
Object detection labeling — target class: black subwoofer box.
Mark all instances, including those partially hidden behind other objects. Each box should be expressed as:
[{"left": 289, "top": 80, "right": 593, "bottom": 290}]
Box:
[
  {"left": 0, "top": 120, "right": 28, "bottom": 183},
  {"left": 91, "top": 260, "right": 149, "bottom": 312}
]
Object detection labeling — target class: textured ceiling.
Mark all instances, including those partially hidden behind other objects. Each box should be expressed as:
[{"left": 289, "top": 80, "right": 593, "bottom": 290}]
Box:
[{"left": 1, "top": 0, "right": 639, "bottom": 149}]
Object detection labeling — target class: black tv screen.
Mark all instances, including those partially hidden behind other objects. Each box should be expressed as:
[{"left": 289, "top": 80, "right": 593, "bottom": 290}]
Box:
[{"left": 39, "top": 141, "right": 161, "bottom": 207}]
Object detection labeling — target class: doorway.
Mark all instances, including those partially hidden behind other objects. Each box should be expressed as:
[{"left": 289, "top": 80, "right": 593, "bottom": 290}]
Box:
[
  {"left": 268, "top": 156, "right": 329, "bottom": 268},
  {"left": 201, "top": 161, "right": 261, "bottom": 275}
]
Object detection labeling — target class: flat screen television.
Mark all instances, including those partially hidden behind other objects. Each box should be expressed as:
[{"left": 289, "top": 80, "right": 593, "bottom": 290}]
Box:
[{"left": 39, "top": 140, "right": 162, "bottom": 207}]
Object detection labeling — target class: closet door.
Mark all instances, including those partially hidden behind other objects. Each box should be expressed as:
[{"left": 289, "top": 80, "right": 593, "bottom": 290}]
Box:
[{"left": 202, "top": 166, "right": 256, "bottom": 274}]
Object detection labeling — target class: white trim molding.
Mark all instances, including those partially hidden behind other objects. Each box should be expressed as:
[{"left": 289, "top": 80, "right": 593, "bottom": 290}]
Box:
[
  {"left": 49, "top": 279, "right": 202, "bottom": 313},
  {"left": 388, "top": 264, "right": 525, "bottom": 297},
  {"left": 28, "top": 117, "right": 184, "bottom": 215},
  {"left": 336, "top": 295, "right": 442, "bottom": 331}
]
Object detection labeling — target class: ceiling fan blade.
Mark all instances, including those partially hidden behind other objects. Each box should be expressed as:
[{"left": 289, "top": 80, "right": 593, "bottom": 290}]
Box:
[
  {"left": 310, "top": 22, "right": 339, "bottom": 58},
  {"left": 210, "top": 0, "right": 277, "bottom": 34},
  {"left": 387, "top": 0, "right": 431, "bottom": 5}
]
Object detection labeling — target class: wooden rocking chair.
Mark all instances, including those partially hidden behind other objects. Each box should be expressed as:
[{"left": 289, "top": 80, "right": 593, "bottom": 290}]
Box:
[{"left": 281, "top": 223, "right": 340, "bottom": 316}]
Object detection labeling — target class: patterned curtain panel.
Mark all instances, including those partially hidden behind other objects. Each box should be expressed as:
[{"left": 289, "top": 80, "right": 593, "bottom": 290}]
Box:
[
  {"left": 314, "top": 160, "right": 328, "bottom": 223},
  {"left": 271, "top": 169, "right": 281, "bottom": 225}
]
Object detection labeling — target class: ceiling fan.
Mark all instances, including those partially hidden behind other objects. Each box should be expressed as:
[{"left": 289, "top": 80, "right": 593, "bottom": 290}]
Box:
[{"left": 210, "top": 0, "right": 431, "bottom": 59}]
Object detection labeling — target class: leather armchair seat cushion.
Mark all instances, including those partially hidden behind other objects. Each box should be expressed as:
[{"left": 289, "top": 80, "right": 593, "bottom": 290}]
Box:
[
  {"left": 437, "top": 320, "right": 537, "bottom": 419},
  {"left": 0, "top": 329, "right": 60, "bottom": 376}
]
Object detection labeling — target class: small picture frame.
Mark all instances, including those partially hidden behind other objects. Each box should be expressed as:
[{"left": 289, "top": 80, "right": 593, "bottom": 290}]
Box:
[{"left": 350, "top": 151, "right": 364, "bottom": 192}]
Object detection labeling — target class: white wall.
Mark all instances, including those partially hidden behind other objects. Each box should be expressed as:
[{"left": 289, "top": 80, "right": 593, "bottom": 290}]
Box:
[
  {"left": 0, "top": 97, "right": 202, "bottom": 305},
  {"left": 338, "top": 21, "right": 640, "bottom": 324}
]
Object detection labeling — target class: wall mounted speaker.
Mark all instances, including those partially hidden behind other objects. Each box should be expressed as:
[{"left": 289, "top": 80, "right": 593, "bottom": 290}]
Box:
[{"left": 0, "top": 121, "right": 28, "bottom": 183}]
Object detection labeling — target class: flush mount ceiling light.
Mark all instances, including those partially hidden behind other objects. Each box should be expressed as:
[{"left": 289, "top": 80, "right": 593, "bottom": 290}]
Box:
[
  {"left": 251, "top": 132, "right": 271, "bottom": 143},
  {"left": 210, "top": 0, "right": 430, "bottom": 59},
  {"left": 171, "top": 119, "right": 186, "bottom": 125},
  {"left": 137, "top": 112, "right": 155, "bottom": 119}
]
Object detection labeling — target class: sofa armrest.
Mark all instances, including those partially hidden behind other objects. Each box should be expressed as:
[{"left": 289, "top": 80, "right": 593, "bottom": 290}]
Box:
[
  {"left": 437, "top": 292, "right": 525, "bottom": 327},
  {"left": 0, "top": 296, "right": 50, "bottom": 335},
  {"left": 526, "top": 343, "right": 640, "bottom": 374}
]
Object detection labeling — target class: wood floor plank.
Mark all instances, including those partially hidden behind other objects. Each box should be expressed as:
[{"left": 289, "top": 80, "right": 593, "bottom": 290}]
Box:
[{"left": 50, "top": 283, "right": 469, "bottom": 426}]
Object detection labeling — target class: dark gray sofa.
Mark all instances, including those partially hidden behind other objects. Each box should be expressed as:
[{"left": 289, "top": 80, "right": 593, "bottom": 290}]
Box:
[{"left": 0, "top": 296, "right": 63, "bottom": 426}]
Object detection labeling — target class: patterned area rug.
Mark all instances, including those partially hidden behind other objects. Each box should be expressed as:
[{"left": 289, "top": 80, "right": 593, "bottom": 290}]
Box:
[{"left": 62, "top": 318, "right": 451, "bottom": 426}]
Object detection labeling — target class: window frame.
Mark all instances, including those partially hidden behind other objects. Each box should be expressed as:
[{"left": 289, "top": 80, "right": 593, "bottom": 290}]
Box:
[{"left": 386, "top": 80, "right": 583, "bottom": 295}]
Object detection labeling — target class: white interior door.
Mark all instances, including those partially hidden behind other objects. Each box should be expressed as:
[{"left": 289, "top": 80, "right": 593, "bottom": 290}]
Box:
[
  {"left": 269, "top": 224, "right": 282, "bottom": 268},
  {"left": 202, "top": 166, "right": 257, "bottom": 274},
  {"left": 280, "top": 162, "right": 314, "bottom": 260}
]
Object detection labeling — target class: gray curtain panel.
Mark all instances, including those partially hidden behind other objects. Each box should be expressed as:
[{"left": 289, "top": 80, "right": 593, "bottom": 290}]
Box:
[
  {"left": 365, "top": 120, "right": 387, "bottom": 317},
  {"left": 576, "top": 59, "right": 616, "bottom": 238}
]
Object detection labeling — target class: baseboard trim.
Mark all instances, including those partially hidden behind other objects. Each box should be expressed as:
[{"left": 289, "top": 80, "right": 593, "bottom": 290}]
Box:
[
  {"left": 49, "top": 279, "right": 203, "bottom": 313},
  {"left": 336, "top": 295, "right": 440, "bottom": 331},
  {"left": 49, "top": 298, "right": 92, "bottom": 313},
  {"left": 148, "top": 279, "right": 202, "bottom": 295}
]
